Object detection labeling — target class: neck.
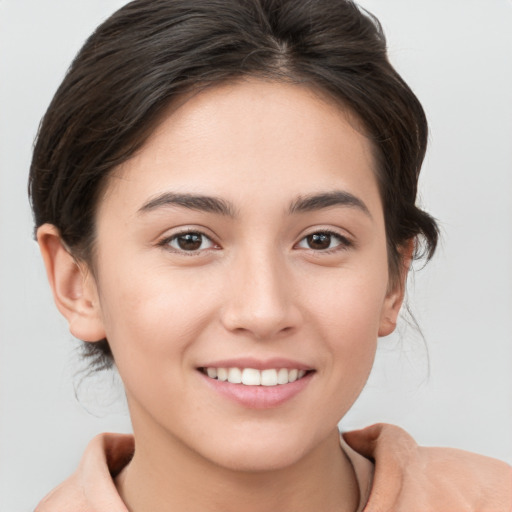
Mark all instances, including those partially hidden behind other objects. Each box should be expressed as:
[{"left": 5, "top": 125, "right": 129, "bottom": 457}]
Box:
[{"left": 116, "top": 420, "right": 359, "bottom": 512}]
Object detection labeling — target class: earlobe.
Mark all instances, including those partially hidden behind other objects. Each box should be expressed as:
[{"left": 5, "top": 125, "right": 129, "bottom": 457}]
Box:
[
  {"left": 37, "top": 224, "right": 106, "bottom": 342},
  {"left": 378, "top": 239, "right": 415, "bottom": 337},
  {"left": 378, "top": 289, "right": 402, "bottom": 337}
]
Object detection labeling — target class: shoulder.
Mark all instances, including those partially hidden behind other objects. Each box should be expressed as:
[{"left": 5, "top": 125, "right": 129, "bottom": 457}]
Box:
[
  {"left": 343, "top": 423, "right": 512, "bottom": 512},
  {"left": 34, "top": 433, "right": 133, "bottom": 512},
  {"left": 35, "top": 426, "right": 512, "bottom": 512}
]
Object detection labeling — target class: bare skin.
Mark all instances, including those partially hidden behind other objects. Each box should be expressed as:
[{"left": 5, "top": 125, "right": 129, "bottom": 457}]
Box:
[
  {"left": 38, "top": 79, "right": 408, "bottom": 512},
  {"left": 34, "top": 426, "right": 512, "bottom": 512}
]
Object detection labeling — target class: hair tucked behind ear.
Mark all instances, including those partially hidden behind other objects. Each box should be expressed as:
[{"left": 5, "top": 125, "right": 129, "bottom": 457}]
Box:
[{"left": 29, "top": 0, "right": 438, "bottom": 371}]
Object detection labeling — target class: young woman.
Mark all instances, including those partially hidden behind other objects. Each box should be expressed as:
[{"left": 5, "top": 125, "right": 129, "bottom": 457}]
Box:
[{"left": 28, "top": 0, "right": 511, "bottom": 510}]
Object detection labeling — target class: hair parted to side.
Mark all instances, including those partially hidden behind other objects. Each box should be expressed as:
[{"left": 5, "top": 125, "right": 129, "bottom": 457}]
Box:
[{"left": 29, "top": 0, "right": 439, "bottom": 371}]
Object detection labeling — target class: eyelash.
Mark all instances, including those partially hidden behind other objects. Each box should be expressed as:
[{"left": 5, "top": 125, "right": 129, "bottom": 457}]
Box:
[
  {"left": 158, "top": 229, "right": 352, "bottom": 255},
  {"left": 295, "top": 230, "right": 353, "bottom": 254},
  {"left": 158, "top": 230, "right": 219, "bottom": 255}
]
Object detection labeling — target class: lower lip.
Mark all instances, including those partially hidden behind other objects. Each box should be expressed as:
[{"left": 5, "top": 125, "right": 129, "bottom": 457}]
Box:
[{"left": 199, "top": 371, "right": 314, "bottom": 409}]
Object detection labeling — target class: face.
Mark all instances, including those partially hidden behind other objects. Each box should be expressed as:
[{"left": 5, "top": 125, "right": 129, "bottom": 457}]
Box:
[{"left": 70, "top": 79, "right": 403, "bottom": 471}]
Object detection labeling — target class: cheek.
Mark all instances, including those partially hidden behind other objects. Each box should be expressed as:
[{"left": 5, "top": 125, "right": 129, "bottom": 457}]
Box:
[
  {"left": 95, "top": 258, "right": 217, "bottom": 376},
  {"left": 306, "top": 262, "right": 389, "bottom": 339},
  {"left": 302, "top": 261, "right": 389, "bottom": 392}
]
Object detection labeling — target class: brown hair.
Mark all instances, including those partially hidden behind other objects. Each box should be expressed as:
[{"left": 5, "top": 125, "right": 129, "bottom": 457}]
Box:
[{"left": 29, "top": 0, "right": 438, "bottom": 370}]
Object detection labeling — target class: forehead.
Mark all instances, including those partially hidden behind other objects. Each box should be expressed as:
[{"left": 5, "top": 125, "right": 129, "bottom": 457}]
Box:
[{"left": 102, "top": 78, "right": 381, "bottom": 218}]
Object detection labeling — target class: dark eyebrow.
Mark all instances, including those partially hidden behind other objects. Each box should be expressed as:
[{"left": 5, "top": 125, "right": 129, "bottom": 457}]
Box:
[
  {"left": 289, "top": 191, "right": 371, "bottom": 217},
  {"left": 138, "top": 192, "right": 236, "bottom": 217}
]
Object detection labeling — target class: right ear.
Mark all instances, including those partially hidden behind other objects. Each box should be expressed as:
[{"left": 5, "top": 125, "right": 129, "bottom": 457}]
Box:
[{"left": 37, "top": 224, "right": 106, "bottom": 342}]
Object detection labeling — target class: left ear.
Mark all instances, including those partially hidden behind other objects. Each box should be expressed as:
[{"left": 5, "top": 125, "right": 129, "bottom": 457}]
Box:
[
  {"left": 37, "top": 223, "right": 106, "bottom": 342},
  {"left": 378, "top": 239, "right": 415, "bottom": 337}
]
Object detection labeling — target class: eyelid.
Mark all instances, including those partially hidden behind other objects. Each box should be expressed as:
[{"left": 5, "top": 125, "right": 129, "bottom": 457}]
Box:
[
  {"left": 294, "top": 228, "right": 354, "bottom": 253},
  {"left": 154, "top": 225, "right": 354, "bottom": 255},
  {"left": 156, "top": 227, "right": 221, "bottom": 254}
]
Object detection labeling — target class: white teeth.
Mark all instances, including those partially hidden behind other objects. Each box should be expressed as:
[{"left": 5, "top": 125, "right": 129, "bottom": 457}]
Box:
[
  {"left": 203, "top": 367, "right": 309, "bottom": 386},
  {"left": 277, "top": 368, "right": 289, "bottom": 384},
  {"left": 228, "top": 367, "right": 242, "bottom": 384},
  {"left": 241, "top": 368, "right": 261, "bottom": 386},
  {"left": 261, "top": 369, "right": 277, "bottom": 386}
]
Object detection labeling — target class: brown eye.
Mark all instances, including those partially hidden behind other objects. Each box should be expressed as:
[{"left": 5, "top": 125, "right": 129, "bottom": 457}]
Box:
[
  {"left": 297, "top": 231, "right": 350, "bottom": 251},
  {"left": 168, "top": 232, "right": 214, "bottom": 252},
  {"left": 306, "top": 233, "right": 331, "bottom": 250}
]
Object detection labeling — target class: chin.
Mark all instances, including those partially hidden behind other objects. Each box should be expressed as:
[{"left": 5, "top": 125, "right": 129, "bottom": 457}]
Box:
[
  {"left": 198, "top": 428, "right": 322, "bottom": 473},
  {"left": 212, "top": 448, "right": 305, "bottom": 473}
]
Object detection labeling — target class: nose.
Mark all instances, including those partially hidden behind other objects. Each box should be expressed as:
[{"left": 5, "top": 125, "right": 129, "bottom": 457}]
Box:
[{"left": 220, "top": 249, "right": 302, "bottom": 340}]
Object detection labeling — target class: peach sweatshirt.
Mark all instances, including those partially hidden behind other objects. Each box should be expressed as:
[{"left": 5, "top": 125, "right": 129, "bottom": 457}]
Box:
[{"left": 35, "top": 424, "right": 512, "bottom": 512}]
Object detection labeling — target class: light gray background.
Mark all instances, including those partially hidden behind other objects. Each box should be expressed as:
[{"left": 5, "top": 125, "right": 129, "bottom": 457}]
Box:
[{"left": 1, "top": 0, "right": 511, "bottom": 510}]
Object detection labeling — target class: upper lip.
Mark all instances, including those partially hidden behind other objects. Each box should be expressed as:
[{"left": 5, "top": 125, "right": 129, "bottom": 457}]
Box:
[{"left": 197, "top": 357, "right": 313, "bottom": 371}]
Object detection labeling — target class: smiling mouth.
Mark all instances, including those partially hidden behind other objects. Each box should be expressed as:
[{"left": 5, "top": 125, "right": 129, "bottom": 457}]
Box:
[{"left": 199, "top": 367, "right": 313, "bottom": 386}]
